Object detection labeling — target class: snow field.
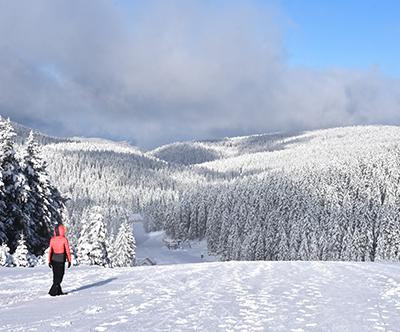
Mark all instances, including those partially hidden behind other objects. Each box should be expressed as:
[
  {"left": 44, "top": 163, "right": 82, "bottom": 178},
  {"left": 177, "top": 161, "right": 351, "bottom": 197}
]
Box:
[{"left": 1, "top": 262, "right": 400, "bottom": 331}]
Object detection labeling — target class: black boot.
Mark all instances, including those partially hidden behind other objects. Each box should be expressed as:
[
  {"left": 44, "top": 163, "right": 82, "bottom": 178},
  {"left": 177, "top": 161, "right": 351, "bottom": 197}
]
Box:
[{"left": 48, "top": 284, "right": 61, "bottom": 296}]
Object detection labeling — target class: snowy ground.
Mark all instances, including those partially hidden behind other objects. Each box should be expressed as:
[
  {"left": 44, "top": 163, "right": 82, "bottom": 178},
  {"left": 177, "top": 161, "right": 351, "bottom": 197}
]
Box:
[{"left": 1, "top": 226, "right": 400, "bottom": 331}]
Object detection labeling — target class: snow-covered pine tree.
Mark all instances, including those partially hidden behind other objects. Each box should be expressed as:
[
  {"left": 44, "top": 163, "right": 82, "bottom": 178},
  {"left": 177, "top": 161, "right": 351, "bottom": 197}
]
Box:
[
  {"left": 263, "top": 210, "right": 278, "bottom": 261},
  {"left": 164, "top": 202, "right": 179, "bottom": 239},
  {"left": 0, "top": 172, "right": 6, "bottom": 246},
  {"left": 376, "top": 203, "right": 400, "bottom": 261},
  {"left": 13, "top": 233, "right": 36, "bottom": 267},
  {"left": 188, "top": 202, "right": 199, "bottom": 240},
  {"left": 77, "top": 206, "right": 109, "bottom": 266},
  {"left": 241, "top": 229, "right": 257, "bottom": 261},
  {"left": 255, "top": 231, "right": 265, "bottom": 261},
  {"left": 218, "top": 207, "right": 232, "bottom": 261},
  {"left": 196, "top": 198, "right": 207, "bottom": 241},
  {"left": 353, "top": 202, "right": 374, "bottom": 261},
  {"left": 0, "top": 117, "right": 29, "bottom": 253},
  {"left": 178, "top": 198, "right": 191, "bottom": 240},
  {"left": 289, "top": 219, "right": 301, "bottom": 261},
  {"left": 227, "top": 219, "right": 241, "bottom": 261},
  {"left": 206, "top": 189, "right": 226, "bottom": 253},
  {"left": 111, "top": 221, "right": 136, "bottom": 267},
  {"left": 276, "top": 222, "right": 289, "bottom": 261},
  {"left": 298, "top": 231, "right": 310, "bottom": 260},
  {"left": 107, "top": 232, "right": 115, "bottom": 266},
  {"left": 21, "top": 131, "right": 63, "bottom": 256},
  {"left": 0, "top": 243, "right": 13, "bottom": 266}
]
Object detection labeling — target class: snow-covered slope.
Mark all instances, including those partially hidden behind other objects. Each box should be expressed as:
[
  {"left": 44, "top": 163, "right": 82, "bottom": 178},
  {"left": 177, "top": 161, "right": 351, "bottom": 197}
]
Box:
[
  {"left": 1, "top": 261, "right": 400, "bottom": 331},
  {"left": 147, "top": 131, "right": 303, "bottom": 165},
  {"left": 147, "top": 125, "right": 400, "bottom": 167},
  {"left": 2, "top": 229, "right": 400, "bottom": 331},
  {"left": 133, "top": 222, "right": 219, "bottom": 265},
  {"left": 11, "top": 120, "right": 72, "bottom": 146}
]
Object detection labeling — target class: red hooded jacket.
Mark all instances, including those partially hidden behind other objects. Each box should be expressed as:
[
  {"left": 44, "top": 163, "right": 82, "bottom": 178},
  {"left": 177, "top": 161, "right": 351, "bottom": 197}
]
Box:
[{"left": 48, "top": 225, "right": 72, "bottom": 263}]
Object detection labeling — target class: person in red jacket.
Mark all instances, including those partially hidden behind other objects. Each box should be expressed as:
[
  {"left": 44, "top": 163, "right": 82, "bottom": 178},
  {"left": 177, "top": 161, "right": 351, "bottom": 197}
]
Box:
[{"left": 48, "top": 225, "right": 72, "bottom": 296}]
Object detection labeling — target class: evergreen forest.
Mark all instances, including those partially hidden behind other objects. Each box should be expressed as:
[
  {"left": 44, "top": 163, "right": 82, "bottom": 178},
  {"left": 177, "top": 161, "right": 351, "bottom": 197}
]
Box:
[{"left": 2, "top": 116, "right": 400, "bottom": 266}]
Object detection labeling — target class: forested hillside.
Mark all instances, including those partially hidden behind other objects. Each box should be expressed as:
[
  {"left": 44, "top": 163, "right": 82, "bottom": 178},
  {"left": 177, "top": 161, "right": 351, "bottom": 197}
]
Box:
[
  {"left": 145, "top": 126, "right": 400, "bottom": 262},
  {"left": 3, "top": 120, "right": 400, "bottom": 265}
]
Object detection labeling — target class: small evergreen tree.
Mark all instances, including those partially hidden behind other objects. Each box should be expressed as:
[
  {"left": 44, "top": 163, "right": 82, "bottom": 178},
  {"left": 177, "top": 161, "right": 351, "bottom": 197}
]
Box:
[
  {"left": 77, "top": 206, "right": 109, "bottom": 266},
  {"left": 0, "top": 243, "right": 13, "bottom": 266},
  {"left": 111, "top": 221, "right": 136, "bottom": 267},
  {"left": 13, "top": 233, "right": 36, "bottom": 267}
]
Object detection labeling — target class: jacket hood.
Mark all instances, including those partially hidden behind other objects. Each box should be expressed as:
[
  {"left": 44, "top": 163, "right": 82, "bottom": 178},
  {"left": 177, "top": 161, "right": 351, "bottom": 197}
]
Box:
[{"left": 54, "top": 225, "right": 66, "bottom": 237}]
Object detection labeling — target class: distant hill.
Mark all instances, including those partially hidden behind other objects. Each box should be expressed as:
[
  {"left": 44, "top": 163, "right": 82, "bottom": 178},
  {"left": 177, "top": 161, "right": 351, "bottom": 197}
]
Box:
[
  {"left": 147, "top": 131, "right": 305, "bottom": 165},
  {"left": 145, "top": 125, "right": 400, "bottom": 262},
  {"left": 11, "top": 121, "right": 72, "bottom": 146}
]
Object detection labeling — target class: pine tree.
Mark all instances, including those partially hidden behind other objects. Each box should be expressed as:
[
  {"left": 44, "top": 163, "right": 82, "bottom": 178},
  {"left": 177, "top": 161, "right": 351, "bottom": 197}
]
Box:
[
  {"left": 227, "top": 220, "right": 241, "bottom": 260},
  {"left": 188, "top": 204, "right": 199, "bottom": 240},
  {"left": 111, "top": 221, "right": 136, "bottom": 267},
  {"left": 107, "top": 232, "right": 116, "bottom": 266},
  {"left": 255, "top": 232, "right": 265, "bottom": 261},
  {"left": 0, "top": 243, "right": 12, "bottom": 266},
  {"left": 376, "top": 204, "right": 400, "bottom": 261},
  {"left": 276, "top": 223, "right": 289, "bottom": 261},
  {"left": 0, "top": 172, "right": 6, "bottom": 246},
  {"left": 242, "top": 229, "right": 257, "bottom": 261},
  {"left": 0, "top": 117, "right": 29, "bottom": 253},
  {"left": 77, "top": 206, "right": 109, "bottom": 266},
  {"left": 264, "top": 210, "right": 278, "bottom": 261},
  {"left": 206, "top": 190, "right": 225, "bottom": 253},
  {"left": 289, "top": 220, "right": 301, "bottom": 261},
  {"left": 218, "top": 207, "right": 232, "bottom": 261},
  {"left": 13, "top": 233, "right": 36, "bottom": 267},
  {"left": 197, "top": 199, "right": 207, "bottom": 241},
  {"left": 21, "top": 131, "right": 63, "bottom": 255},
  {"left": 298, "top": 231, "right": 310, "bottom": 260}
]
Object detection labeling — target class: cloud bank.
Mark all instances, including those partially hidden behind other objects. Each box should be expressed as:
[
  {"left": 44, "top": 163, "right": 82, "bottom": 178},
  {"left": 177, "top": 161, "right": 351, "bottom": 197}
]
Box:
[{"left": 0, "top": 0, "right": 399, "bottom": 149}]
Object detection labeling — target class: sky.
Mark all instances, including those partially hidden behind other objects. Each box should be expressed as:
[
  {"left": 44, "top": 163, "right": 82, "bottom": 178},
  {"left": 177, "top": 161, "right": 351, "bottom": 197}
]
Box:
[{"left": 0, "top": 0, "right": 400, "bottom": 150}]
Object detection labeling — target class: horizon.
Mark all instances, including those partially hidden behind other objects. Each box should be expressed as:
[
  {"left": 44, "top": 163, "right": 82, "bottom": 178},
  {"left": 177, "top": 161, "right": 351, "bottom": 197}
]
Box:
[{"left": 10, "top": 116, "right": 399, "bottom": 152}]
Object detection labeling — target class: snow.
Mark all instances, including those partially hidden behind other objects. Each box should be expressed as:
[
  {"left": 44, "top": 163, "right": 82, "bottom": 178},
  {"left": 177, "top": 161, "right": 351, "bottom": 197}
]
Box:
[
  {"left": 133, "top": 222, "right": 219, "bottom": 265},
  {"left": 2, "top": 226, "right": 400, "bottom": 331}
]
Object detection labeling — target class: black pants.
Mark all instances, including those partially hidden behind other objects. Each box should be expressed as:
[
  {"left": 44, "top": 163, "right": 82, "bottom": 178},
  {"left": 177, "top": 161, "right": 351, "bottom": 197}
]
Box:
[{"left": 48, "top": 261, "right": 65, "bottom": 296}]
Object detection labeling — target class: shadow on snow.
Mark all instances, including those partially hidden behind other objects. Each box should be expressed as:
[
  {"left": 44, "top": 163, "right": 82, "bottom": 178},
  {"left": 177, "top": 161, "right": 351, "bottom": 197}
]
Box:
[{"left": 69, "top": 278, "right": 117, "bottom": 293}]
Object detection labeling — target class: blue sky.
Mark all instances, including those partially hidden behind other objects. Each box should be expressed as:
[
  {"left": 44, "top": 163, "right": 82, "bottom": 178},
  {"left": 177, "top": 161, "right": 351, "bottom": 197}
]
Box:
[
  {"left": 0, "top": 0, "right": 399, "bottom": 150},
  {"left": 281, "top": 0, "right": 400, "bottom": 76}
]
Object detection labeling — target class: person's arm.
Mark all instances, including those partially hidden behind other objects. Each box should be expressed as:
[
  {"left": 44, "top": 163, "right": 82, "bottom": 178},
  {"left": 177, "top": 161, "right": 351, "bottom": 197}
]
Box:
[
  {"left": 48, "top": 240, "right": 54, "bottom": 263},
  {"left": 48, "top": 239, "right": 53, "bottom": 267},
  {"left": 64, "top": 239, "right": 72, "bottom": 264}
]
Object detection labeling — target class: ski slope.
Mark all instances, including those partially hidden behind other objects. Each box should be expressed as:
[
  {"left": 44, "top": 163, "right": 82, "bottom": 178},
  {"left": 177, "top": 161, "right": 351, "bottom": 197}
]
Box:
[{"left": 1, "top": 226, "right": 400, "bottom": 331}]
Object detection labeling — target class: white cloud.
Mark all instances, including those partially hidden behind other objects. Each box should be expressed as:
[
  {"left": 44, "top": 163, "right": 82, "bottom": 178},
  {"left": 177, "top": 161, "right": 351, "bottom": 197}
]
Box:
[{"left": 0, "top": 0, "right": 399, "bottom": 149}]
